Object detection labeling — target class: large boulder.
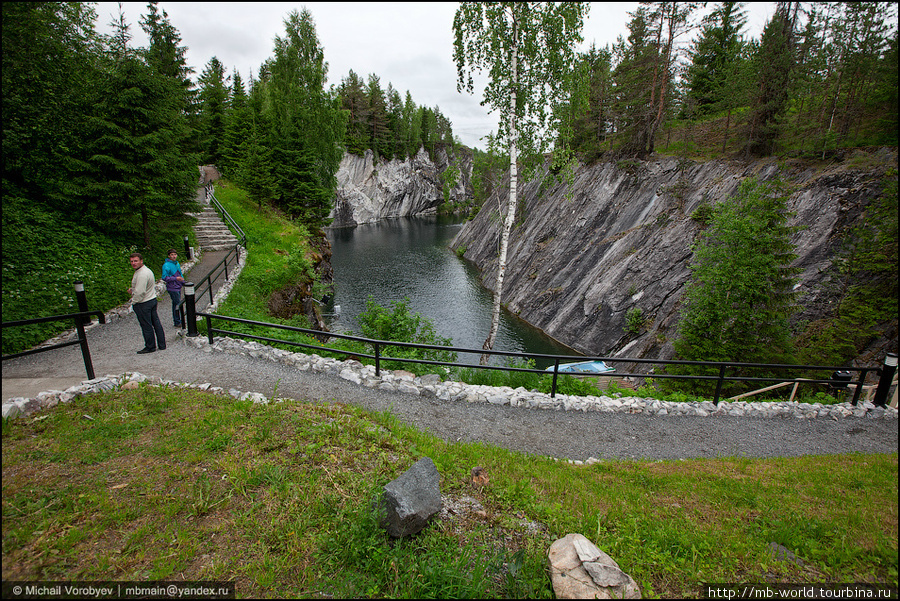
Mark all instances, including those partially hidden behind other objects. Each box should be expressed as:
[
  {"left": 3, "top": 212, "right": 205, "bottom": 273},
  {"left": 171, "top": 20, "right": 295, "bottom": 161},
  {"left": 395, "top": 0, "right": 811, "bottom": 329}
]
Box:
[
  {"left": 376, "top": 457, "right": 442, "bottom": 538},
  {"left": 548, "top": 533, "right": 641, "bottom": 599}
]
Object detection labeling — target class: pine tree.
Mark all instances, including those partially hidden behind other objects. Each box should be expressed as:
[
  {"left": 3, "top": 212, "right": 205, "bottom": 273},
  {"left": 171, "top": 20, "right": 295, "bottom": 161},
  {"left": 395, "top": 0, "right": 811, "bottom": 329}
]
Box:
[
  {"left": 220, "top": 70, "right": 252, "bottom": 178},
  {"left": 613, "top": 2, "right": 697, "bottom": 158},
  {"left": 672, "top": 177, "right": 801, "bottom": 393},
  {"left": 366, "top": 74, "right": 391, "bottom": 160},
  {"left": 198, "top": 57, "right": 229, "bottom": 166},
  {"left": 2, "top": 2, "right": 99, "bottom": 210},
  {"left": 339, "top": 70, "right": 371, "bottom": 155},
  {"left": 83, "top": 13, "right": 198, "bottom": 247},
  {"left": 745, "top": 3, "right": 797, "bottom": 157},
  {"left": 265, "top": 9, "right": 346, "bottom": 227},
  {"left": 684, "top": 2, "right": 747, "bottom": 117}
]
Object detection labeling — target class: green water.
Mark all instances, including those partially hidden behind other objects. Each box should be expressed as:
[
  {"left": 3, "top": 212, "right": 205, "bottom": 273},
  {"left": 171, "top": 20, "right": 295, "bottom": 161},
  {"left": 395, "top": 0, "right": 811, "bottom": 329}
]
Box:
[{"left": 326, "top": 215, "right": 577, "bottom": 367}]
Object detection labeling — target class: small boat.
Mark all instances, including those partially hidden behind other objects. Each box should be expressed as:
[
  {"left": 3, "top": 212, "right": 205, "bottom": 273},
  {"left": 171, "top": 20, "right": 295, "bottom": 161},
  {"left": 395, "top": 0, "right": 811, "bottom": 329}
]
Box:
[
  {"left": 546, "top": 360, "right": 615, "bottom": 375},
  {"left": 546, "top": 360, "right": 620, "bottom": 390}
]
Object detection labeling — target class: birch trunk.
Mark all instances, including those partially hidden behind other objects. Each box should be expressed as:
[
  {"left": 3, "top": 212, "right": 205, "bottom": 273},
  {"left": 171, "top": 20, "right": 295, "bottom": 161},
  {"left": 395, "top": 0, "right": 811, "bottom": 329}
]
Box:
[{"left": 481, "top": 17, "right": 518, "bottom": 365}]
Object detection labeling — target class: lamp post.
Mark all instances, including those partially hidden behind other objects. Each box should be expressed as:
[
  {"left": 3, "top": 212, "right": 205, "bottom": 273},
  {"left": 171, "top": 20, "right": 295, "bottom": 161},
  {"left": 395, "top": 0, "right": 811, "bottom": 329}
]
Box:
[{"left": 873, "top": 353, "right": 898, "bottom": 408}]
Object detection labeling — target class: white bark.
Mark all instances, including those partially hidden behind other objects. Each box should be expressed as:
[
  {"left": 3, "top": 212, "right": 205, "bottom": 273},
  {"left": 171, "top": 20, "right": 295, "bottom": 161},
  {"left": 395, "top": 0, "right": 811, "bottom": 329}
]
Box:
[{"left": 481, "top": 16, "right": 518, "bottom": 364}]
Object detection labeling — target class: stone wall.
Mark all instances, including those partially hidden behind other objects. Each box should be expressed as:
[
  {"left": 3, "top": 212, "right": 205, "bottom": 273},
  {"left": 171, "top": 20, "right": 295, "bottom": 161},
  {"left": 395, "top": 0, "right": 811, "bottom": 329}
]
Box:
[
  {"left": 451, "top": 148, "right": 898, "bottom": 367},
  {"left": 329, "top": 147, "right": 473, "bottom": 227}
]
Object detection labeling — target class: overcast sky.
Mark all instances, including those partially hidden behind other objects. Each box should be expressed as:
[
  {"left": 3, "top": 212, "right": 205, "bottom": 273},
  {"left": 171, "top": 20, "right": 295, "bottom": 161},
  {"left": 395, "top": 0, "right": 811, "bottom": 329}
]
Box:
[{"left": 93, "top": 2, "right": 778, "bottom": 150}]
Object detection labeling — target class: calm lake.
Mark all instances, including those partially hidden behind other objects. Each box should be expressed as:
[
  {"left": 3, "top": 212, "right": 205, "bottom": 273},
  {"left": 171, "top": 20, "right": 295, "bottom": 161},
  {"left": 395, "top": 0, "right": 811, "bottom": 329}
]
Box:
[{"left": 325, "top": 215, "right": 576, "bottom": 366}]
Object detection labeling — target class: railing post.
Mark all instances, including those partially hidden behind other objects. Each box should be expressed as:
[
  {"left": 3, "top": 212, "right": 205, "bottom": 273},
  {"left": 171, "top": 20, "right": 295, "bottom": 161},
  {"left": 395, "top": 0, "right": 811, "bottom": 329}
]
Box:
[
  {"left": 873, "top": 353, "right": 898, "bottom": 408},
  {"left": 206, "top": 315, "right": 214, "bottom": 345},
  {"left": 75, "top": 318, "right": 95, "bottom": 380},
  {"left": 551, "top": 358, "right": 560, "bottom": 399},
  {"left": 74, "top": 281, "right": 91, "bottom": 326},
  {"left": 374, "top": 342, "right": 381, "bottom": 377},
  {"left": 850, "top": 369, "right": 868, "bottom": 406},
  {"left": 184, "top": 282, "right": 198, "bottom": 337},
  {"left": 183, "top": 235, "right": 192, "bottom": 261},
  {"left": 713, "top": 364, "right": 727, "bottom": 405}
]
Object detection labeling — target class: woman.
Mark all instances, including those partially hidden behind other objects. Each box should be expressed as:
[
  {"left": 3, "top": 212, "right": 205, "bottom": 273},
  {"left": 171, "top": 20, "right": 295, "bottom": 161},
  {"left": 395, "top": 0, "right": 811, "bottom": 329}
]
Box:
[{"left": 161, "top": 249, "right": 185, "bottom": 327}]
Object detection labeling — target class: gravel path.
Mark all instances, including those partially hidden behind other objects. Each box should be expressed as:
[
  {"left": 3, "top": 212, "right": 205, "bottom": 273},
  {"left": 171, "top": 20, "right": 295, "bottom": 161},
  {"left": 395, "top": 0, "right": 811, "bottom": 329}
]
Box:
[{"left": 3, "top": 236, "right": 897, "bottom": 462}]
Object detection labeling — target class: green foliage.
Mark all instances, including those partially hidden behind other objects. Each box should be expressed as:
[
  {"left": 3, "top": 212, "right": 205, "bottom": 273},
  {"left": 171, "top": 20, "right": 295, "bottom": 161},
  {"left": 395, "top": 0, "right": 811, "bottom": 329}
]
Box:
[
  {"left": 671, "top": 177, "right": 801, "bottom": 395},
  {"left": 625, "top": 307, "right": 644, "bottom": 335},
  {"left": 356, "top": 297, "right": 457, "bottom": 372},
  {"left": 690, "top": 200, "right": 717, "bottom": 225}
]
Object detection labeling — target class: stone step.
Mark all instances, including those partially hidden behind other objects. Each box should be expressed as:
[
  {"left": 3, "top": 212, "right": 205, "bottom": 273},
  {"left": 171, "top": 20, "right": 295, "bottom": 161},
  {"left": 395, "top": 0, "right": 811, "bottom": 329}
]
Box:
[
  {"left": 196, "top": 233, "right": 236, "bottom": 241},
  {"left": 197, "top": 234, "right": 238, "bottom": 243},
  {"left": 191, "top": 204, "right": 239, "bottom": 250},
  {"left": 195, "top": 225, "right": 235, "bottom": 234}
]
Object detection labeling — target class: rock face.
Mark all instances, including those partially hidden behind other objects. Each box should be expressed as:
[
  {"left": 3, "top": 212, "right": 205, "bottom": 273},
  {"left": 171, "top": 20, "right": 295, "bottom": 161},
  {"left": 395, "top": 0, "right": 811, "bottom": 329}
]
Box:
[
  {"left": 450, "top": 148, "right": 897, "bottom": 366},
  {"left": 329, "top": 147, "right": 473, "bottom": 228},
  {"left": 548, "top": 533, "right": 641, "bottom": 599},
  {"left": 376, "top": 456, "right": 442, "bottom": 538}
]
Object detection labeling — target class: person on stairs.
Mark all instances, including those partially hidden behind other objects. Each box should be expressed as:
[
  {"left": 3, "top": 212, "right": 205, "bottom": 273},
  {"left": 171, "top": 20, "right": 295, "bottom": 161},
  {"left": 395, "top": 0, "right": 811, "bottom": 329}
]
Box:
[
  {"left": 128, "top": 252, "right": 166, "bottom": 354},
  {"left": 161, "top": 249, "right": 185, "bottom": 327}
]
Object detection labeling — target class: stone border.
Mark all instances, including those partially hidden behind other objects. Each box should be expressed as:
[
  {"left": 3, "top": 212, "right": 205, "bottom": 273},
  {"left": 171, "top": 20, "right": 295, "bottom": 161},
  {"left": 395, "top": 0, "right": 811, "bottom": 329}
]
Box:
[
  {"left": 4, "top": 336, "right": 897, "bottom": 422},
  {"left": 182, "top": 336, "right": 896, "bottom": 421},
  {"left": 5, "top": 232, "right": 896, "bottom": 424}
]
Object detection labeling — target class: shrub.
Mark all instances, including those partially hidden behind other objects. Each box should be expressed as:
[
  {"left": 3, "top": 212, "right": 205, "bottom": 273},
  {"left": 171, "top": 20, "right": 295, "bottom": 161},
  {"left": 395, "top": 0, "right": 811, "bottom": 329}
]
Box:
[{"left": 357, "top": 297, "right": 457, "bottom": 373}]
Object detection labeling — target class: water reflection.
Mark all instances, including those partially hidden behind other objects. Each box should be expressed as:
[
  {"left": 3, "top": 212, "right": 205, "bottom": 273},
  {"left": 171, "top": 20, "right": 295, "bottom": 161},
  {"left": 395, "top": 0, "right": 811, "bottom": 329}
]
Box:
[{"left": 326, "top": 216, "right": 575, "bottom": 366}]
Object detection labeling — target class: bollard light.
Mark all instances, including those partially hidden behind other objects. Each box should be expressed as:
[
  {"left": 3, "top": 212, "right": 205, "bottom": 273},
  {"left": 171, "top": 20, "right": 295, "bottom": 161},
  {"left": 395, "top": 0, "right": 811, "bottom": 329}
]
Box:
[
  {"left": 184, "top": 282, "right": 199, "bottom": 338},
  {"left": 873, "top": 353, "right": 898, "bottom": 408},
  {"left": 183, "top": 235, "right": 192, "bottom": 261},
  {"left": 73, "top": 280, "right": 91, "bottom": 326}
]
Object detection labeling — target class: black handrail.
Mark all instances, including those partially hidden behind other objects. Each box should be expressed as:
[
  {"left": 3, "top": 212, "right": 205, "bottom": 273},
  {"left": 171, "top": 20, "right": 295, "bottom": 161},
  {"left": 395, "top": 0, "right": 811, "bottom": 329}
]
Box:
[
  {"left": 2, "top": 311, "right": 107, "bottom": 380},
  {"left": 208, "top": 185, "right": 246, "bottom": 246},
  {"left": 177, "top": 248, "right": 242, "bottom": 319},
  {"left": 175, "top": 187, "right": 246, "bottom": 321},
  {"left": 195, "top": 311, "right": 887, "bottom": 406}
]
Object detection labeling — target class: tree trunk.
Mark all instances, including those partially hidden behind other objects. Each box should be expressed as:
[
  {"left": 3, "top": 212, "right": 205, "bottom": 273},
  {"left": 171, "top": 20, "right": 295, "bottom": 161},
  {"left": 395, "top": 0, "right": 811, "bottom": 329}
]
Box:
[{"left": 482, "top": 17, "right": 518, "bottom": 365}]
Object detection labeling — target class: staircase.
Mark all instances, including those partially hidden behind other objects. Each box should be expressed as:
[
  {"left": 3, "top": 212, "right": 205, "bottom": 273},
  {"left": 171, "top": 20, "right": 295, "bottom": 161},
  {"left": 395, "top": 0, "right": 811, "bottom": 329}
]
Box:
[{"left": 193, "top": 201, "right": 239, "bottom": 251}]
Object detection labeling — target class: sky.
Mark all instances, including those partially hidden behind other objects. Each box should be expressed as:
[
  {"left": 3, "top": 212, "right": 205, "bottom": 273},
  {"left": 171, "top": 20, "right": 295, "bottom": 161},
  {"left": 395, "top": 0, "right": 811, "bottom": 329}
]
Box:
[{"left": 93, "top": 2, "right": 779, "bottom": 150}]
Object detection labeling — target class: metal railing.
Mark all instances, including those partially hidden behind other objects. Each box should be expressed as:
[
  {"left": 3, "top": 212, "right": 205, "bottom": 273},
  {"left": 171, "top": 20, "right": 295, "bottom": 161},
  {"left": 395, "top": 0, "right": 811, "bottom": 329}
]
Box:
[
  {"left": 187, "top": 307, "right": 897, "bottom": 407},
  {"left": 2, "top": 311, "right": 107, "bottom": 380},
  {"left": 208, "top": 184, "right": 246, "bottom": 246},
  {"left": 176, "top": 187, "right": 246, "bottom": 323}
]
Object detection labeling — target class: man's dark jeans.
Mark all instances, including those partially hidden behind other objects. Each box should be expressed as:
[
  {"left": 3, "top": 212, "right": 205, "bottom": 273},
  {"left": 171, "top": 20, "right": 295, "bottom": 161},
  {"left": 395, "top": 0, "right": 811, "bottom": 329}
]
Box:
[{"left": 134, "top": 298, "right": 166, "bottom": 351}]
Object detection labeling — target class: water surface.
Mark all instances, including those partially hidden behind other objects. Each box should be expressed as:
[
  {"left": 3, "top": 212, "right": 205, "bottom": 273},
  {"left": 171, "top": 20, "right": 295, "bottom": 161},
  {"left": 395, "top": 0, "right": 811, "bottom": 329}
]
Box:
[{"left": 326, "top": 216, "right": 575, "bottom": 366}]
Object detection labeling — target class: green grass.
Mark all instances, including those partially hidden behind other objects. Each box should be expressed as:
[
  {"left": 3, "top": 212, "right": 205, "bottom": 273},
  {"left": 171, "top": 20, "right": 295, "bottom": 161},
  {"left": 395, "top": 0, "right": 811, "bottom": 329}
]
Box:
[{"left": 2, "top": 384, "right": 896, "bottom": 597}]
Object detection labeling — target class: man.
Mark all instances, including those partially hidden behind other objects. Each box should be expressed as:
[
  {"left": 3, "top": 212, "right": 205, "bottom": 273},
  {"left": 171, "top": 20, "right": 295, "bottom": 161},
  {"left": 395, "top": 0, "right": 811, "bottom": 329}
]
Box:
[{"left": 129, "top": 252, "right": 166, "bottom": 353}]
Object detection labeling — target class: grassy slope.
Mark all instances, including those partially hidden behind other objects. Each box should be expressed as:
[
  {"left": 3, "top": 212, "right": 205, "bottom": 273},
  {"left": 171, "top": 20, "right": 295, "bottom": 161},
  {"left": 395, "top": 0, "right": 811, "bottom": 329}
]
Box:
[
  {"left": 2, "top": 386, "right": 897, "bottom": 598},
  {"left": 2, "top": 178, "right": 897, "bottom": 598}
]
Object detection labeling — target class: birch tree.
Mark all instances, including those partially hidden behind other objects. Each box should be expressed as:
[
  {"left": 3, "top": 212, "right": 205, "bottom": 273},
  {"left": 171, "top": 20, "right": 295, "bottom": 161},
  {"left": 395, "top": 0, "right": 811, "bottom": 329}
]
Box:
[{"left": 453, "top": 2, "right": 588, "bottom": 363}]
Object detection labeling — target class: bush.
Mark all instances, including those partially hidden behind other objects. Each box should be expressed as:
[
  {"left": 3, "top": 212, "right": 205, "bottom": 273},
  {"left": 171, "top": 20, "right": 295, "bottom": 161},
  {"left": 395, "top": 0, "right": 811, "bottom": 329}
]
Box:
[{"left": 357, "top": 297, "right": 457, "bottom": 374}]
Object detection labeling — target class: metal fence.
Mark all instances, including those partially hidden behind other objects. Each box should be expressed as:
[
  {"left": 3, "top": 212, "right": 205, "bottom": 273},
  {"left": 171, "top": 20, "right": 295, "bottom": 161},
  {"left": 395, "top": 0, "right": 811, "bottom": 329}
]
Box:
[
  {"left": 2, "top": 310, "right": 107, "bottom": 379},
  {"left": 185, "top": 301, "right": 897, "bottom": 406}
]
